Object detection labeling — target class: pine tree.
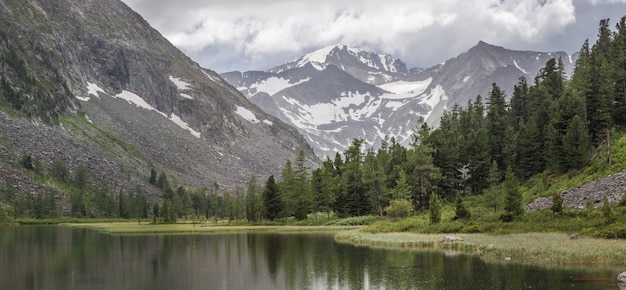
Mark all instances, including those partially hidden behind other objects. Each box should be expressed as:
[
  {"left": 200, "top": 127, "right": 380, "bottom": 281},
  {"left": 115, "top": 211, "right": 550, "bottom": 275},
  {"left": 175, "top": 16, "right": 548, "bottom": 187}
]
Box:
[
  {"left": 501, "top": 167, "right": 523, "bottom": 222},
  {"left": 312, "top": 158, "right": 336, "bottom": 220},
  {"left": 342, "top": 138, "right": 369, "bottom": 216},
  {"left": 509, "top": 77, "right": 530, "bottom": 130},
  {"left": 362, "top": 149, "right": 388, "bottom": 217},
  {"left": 149, "top": 169, "right": 157, "bottom": 185},
  {"left": 550, "top": 192, "right": 564, "bottom": 215},
  {"left": 428, "top": 192, "right": 441, "bottom": 224},
  {"left": 245, "top": 175, "right": 261, "bottom": 222},
  {"left": 293, "top": 150, "right": 312, "bottom": 220},
  {"left": 562, "top": 115, "right": 589, "bottom": 170},
  {"left": 610, "top": 17, "right": 626, "bottom": 125},
  {"left": 407, "top": 138, "right": 441, "bottom": 210},
  {"left": 453, "top": 192, "right": 471, "bottom": 220},
  {"left": 486, "top": 83, "right": 509, "bottom": 171},
  {"left": 262, "top": 175, "right": 281, "bottom": 221},
  {"left": 484, "top": 160, "right": 502, "bottom": 212},
  {"left": 391, "top": 169, "right": 411, "bottom": 200}
]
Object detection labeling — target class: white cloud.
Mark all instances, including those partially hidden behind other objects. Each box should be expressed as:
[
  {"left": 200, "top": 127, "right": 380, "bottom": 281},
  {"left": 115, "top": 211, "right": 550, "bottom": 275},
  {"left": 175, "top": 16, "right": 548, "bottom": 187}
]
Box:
[{"left": 122, "top": 0, "right": 622, "bottom": 72}]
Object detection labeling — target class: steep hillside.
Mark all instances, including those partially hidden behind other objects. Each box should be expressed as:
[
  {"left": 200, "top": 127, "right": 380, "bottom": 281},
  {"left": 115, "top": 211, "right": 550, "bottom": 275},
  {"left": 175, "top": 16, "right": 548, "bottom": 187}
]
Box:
[{"left": 0, "top": 0, "right": 314, "bottom": 206}]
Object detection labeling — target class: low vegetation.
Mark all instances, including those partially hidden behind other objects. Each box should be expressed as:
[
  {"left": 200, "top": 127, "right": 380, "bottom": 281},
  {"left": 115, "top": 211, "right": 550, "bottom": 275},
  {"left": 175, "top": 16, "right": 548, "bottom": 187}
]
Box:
[{"left": 335, "top": 231, "right": 626, "bottom": 265}]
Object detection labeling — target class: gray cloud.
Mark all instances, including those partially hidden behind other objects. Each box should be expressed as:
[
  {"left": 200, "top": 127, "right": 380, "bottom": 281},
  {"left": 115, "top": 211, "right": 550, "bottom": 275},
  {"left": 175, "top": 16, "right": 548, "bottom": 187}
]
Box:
[{"left": 121, "top": 0, "right": 626, "bottom": 72}]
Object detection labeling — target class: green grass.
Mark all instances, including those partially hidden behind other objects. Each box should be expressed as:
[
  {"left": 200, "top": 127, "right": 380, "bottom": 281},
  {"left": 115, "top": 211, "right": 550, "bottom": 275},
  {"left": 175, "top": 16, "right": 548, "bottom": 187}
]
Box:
[
  {"left": 65, "top": 221, "right": 363, "bottom": 235},
  {"left": 335, "top": 231, "right": 626, "bottom": 265}
]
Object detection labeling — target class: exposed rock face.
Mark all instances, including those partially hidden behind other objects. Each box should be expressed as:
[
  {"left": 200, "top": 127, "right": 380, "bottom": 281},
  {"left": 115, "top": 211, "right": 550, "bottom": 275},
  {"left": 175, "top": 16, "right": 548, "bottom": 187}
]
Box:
[
  {"left": 0, "top": 0, "right": 315, "bottom": 203},
  {"left": 525, "top": 171, "right": 626, "bottom": 211}
]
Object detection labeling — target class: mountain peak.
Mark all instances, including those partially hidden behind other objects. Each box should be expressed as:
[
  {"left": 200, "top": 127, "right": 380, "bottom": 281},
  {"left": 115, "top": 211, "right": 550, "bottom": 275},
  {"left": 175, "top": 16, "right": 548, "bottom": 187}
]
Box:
[{"left": 269, "top": 44, "right": 407, "bottom": 77}]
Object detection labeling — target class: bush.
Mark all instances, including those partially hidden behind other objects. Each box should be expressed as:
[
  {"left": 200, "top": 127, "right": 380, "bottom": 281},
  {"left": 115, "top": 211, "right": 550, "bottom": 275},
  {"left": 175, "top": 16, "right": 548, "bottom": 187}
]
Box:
[{"left": 385, "top": 199, "right": 413, "bottom": 221}]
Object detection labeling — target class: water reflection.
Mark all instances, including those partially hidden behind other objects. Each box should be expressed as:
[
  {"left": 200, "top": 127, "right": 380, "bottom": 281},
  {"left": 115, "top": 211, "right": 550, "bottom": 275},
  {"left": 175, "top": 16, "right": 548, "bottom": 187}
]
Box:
[{"left": 0, "top": 226, "right": 621, "bottom": 290}]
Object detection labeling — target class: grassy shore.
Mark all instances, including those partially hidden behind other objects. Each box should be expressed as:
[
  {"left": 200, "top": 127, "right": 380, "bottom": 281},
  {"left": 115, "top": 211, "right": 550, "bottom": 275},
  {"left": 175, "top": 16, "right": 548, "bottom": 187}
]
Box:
[
  {"left": 65, "top": 221, "right": 363, "bottom": 235},
  {"left": 335, "top": 230, "right": 626, "bottom": 265}
]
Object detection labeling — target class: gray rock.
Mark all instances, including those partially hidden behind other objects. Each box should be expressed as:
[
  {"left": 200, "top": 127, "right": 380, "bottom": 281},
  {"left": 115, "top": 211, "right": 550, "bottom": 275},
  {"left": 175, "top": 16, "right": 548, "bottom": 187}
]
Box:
[
  {"left": 525, "top": 171, "right": 626, "bottom": 212},
  {"left": 618, "top": 271, "right": 626, "bottom": 289}
]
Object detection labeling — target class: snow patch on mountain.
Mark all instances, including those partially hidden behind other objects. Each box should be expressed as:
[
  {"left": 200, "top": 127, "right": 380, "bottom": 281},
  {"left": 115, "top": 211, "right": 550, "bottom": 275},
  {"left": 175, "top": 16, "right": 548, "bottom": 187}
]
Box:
[
  {"left": 169, "top": 76, "right": 191, "bottom": 90},
  {"left": 378, "top": 78, "right": 432, "bottom": 95},
  {"left": 77, "top": 82, "right": 105, "bottom": 101},
  {"left": 251, "top": 77, "right": 310, "bottom": 96},
  {"left": 512, "top": 60, "right": 527, "bottom": 74},
  {"left": 234, "top": 106, "right": 260, "bottom": 124}
]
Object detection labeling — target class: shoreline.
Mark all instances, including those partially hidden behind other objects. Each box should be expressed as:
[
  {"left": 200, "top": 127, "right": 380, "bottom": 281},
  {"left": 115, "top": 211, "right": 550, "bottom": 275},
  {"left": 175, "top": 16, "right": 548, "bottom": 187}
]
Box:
[
  {"left": 62, "top": 222, "right": 626, "bottom": 267},
  {"left": 63, "top": 222, "right": 363, "bottom": 234},
  {"left": 335, "top": 230, "right": 626, "bottom": 266}
]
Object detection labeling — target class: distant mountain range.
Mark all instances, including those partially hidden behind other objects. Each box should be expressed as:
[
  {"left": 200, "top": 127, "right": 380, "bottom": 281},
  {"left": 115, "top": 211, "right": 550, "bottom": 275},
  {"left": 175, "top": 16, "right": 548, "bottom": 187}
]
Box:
[{"left": 221, "top": 42, "right": 577, "bottom": 158}]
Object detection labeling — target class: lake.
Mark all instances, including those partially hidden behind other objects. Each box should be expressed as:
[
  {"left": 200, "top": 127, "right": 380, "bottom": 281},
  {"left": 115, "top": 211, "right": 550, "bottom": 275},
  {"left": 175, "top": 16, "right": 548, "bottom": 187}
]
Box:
[{"left": 0, "top": 226, "right": 622, "bottom": 289}]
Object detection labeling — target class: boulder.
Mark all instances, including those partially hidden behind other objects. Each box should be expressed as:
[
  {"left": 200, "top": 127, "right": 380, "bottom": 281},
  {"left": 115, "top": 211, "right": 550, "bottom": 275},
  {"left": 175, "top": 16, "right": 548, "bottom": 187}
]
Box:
[
  {"left": 618, "top": 271, "right": 626, "bottom": 289},
  {"left": 442, "top": 236, "right": 463, "bottom": 242}
]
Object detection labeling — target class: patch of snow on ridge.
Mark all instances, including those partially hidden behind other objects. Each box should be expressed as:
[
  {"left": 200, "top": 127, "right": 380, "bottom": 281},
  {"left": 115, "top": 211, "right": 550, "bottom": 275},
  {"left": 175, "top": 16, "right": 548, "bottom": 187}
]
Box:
[
  {"left": 77, "top": 82, "right": 105, "bottom": 101},
  {"left": 169, "top": 114, "right": 201, "bottom": 138},
  {"left": 115, "top": 91, "right": 158, "bottom": 112},
  {"left": 169, "top": 76, "right": 191, "bottom": 90},
  {"left": 235, "top": 106, "right": 259, "bottom": 124},
  {"left": 512, "top": 60, "right": 527, "bottom": 74},
  {"left": 179, "top": 93, "right": 193, "bottom": 100},
  {"left": 201, "top": 70, "right": 222, "bottom": 83},
  {"left": 378, "top": 78, "right": 432, "bottom": 95},
  {"left": 87, "top": 82, "right": 105, "bottom": 97},
  {"left": 297, "top": 45, "right": 335, "bottom": 68},
  {"left": 251, "top": 77, "right": 310, "bottom": 96},
  {"left": 113, "top": 90, "right": 200, "bottom": 138}
]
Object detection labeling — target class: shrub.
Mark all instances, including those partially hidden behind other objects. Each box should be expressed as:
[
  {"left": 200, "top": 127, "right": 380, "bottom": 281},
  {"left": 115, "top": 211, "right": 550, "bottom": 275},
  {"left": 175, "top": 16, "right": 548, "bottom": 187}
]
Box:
[{"left": 385, "top": 199, "right": 413, "bottom": 221}]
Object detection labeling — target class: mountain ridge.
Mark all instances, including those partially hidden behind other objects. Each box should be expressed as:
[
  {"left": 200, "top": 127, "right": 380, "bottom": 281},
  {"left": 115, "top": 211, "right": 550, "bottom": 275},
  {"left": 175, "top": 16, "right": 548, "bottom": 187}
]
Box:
[{"left": 221, "top": 41, "right": 577, "bottom": 158}]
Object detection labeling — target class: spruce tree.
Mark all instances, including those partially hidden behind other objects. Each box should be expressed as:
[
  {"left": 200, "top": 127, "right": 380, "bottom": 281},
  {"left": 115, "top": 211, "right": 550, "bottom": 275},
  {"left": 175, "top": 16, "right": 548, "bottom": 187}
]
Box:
[
  {"left": 486, "top": 83, "right": 508, "bottom": 171},
  {"left": 453, "top": 192, "right": 471, "bottom": 220},
  {"left": 428, "top": 192, "right": 441, "bottom": 224},
  {"left": 263, "top": 175, "right": 281, "bottom": 221},
  {"left": 563, "top": 115, "right": 589, "bottom": 170},
  {"left": 610, "top": 17, "right": 626, "bottom": 125},
  {"left": 501, "top": 167, "right": 523, "bottom": 222},
  {"left": 363, "top": 149, "right": 388, "bottom": 217}
]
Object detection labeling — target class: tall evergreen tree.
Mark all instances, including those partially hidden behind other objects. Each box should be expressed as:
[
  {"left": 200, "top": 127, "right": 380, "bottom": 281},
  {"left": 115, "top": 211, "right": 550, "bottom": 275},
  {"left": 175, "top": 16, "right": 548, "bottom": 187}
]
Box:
[
  {"left": 262, "top": 175, "right": 281, "bottom": 221},
  {"left": 341, "top": 139, "right": 369, "bottom": 216},
  {"left": 611, "top": 17, "right": 626, "bottom": 125},
  {"left": 362, "top": 149, "right": 388, "bottom": 217},
  {"left": 509, "top": 77, "right": 530, "bottom": 130},
  {"left": 245, "top": 175, "right": 261, "bottom": 222},
  {"left": 486, "top": 83, "right": 509, "bottom": 171},
  {"left": 563, "top": 115, "right": 590, "bottom": 170},
  {"left": 312, "top": 158, "right": 337, "bottom": 220},
  {"left": 293, "top": 150, "right": 311, "bottom": 220},
  {"left": 501, "top": 167, "right": 523, "bottom": 222}
]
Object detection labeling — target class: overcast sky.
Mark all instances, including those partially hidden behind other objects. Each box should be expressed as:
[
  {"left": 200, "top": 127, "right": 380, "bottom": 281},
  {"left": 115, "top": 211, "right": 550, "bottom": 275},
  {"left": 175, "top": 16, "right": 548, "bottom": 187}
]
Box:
[{"left": 120, "top": 0, "right": 626, "bottom": 73}]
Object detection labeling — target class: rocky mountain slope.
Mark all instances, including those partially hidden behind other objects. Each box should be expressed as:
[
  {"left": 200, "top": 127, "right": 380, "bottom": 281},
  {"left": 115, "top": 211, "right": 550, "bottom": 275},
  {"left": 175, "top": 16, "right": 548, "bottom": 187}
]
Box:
[
  {"left": 0, "top": 0, "right": 314, "bottom": 203},
  {"left": 222, "top": 42, "right": 577, "bottom": 158}
]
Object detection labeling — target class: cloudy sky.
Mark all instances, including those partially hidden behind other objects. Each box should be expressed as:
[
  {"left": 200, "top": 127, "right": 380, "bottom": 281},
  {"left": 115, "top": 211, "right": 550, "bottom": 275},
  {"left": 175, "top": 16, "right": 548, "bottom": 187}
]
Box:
[{"left": 121, "top": 0, "right": 626, "bottom": 73}]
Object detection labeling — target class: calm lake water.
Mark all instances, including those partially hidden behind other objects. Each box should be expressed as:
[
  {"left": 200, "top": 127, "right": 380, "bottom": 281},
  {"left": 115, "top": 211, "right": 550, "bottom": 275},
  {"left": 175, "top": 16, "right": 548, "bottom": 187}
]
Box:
[{"left": 0, "top": 226, "right": 622, "bottom": 290}]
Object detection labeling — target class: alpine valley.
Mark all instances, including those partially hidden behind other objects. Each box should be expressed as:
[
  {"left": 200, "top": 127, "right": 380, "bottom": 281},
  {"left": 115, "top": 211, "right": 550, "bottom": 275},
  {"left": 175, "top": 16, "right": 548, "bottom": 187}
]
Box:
[{"left": 222, "top": 42, "right": 577, "bottom": 158}]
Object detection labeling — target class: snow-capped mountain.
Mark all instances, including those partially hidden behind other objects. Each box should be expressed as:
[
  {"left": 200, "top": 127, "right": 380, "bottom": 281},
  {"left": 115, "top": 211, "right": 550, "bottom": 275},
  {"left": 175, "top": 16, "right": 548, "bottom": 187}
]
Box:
[
  {"left": 221, "top": 42, "right": 576, "bottom": 158},
  {"left": 269, "top": 44, "right": 410, "bottom": 85}
]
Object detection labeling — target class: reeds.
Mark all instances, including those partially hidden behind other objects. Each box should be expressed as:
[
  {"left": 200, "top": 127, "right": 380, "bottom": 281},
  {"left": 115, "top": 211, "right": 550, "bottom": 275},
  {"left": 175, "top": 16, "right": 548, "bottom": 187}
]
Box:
[{"left": 335, "top": 231, "right": 626, "bottom": 265}]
